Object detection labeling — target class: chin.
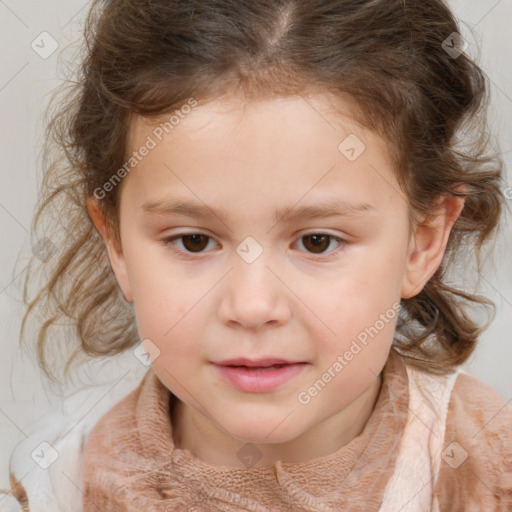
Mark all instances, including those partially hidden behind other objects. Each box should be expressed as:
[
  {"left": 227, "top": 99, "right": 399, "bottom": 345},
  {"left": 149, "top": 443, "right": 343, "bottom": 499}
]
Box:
[{"left": 222, "top": 421, "right": 301, "bottom": 446}]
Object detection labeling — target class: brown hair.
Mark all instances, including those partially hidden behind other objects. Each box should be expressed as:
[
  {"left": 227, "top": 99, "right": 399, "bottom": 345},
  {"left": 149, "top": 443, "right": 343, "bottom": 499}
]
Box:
[{"left": 19, "top": 0, "right": 508, "bottom": 384}]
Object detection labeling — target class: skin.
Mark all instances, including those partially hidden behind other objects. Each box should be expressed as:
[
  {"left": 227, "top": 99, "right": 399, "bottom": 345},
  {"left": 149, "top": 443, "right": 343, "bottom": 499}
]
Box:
[{"left": 87, "top": 92, "right": 464, "bottom": 467}]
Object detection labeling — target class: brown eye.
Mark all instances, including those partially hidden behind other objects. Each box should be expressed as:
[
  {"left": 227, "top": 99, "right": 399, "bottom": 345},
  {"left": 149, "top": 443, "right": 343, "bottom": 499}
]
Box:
[
  {"left": 180, "top": 234, "right": 209, "bottom": 252},
  {"left": 302, "top": 234, "right": 331, "bottom": 254},
  {"left": 162, "top": 233, "right": 216, "bottom": 255},
  {"left": 296, "top": 233, "right": 345, "bottom": 257}
]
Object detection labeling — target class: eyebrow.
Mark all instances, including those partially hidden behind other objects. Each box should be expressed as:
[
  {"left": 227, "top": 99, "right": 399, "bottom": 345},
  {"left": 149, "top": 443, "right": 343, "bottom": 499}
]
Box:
[{"left": 141, "top": 197, "right": 375, "bottom": 224}]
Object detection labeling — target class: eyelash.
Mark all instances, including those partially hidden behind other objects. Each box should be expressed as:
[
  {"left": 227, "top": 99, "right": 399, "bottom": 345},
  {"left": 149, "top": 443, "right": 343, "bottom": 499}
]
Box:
[{"left": 160, "top": 232, "right": 347, "bottom": 260}]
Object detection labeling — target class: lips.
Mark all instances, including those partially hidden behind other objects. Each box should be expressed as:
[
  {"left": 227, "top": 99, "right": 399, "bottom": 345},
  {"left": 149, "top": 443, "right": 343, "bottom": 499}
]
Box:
[
  {"left": 213, "top": 357, "right": 304, "bottom": 368},
  {"left": 212, "top": 360, "right": 308, "bottom": 393}
]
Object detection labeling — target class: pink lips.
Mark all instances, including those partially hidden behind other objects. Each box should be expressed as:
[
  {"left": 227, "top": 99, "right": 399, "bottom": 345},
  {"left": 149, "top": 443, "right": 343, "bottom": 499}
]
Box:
[
  {"left": 214, "top": 357, "right": 303, "bottom": 367},
  {"left": 211, "top": 359, "right": 308, "bottom": 393}
]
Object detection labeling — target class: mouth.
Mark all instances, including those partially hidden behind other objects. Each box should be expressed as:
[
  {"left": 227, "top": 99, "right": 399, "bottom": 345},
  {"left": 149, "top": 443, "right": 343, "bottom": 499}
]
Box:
[
  {"left": 212, "top": 357, "right": 306, "bottom": 368},
  {"left": 227, "top": 364, "right": 292, "bottom": 370},
  {"left": 211, "top": 359, "right": 309, "bottom": 393}
]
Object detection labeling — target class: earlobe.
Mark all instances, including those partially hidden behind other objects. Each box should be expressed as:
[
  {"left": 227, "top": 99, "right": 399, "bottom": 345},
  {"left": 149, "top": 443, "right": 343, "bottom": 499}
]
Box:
[
  {"left": 401, "top": 194, "right": 465, "bottom": 299},
  {"left": 86, "top": 197, "right": 134, "bottom": 303}
]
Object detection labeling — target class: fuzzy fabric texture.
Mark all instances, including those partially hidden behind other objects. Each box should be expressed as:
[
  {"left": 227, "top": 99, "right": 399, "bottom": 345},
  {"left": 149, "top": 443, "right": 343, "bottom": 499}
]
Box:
[{"left": 3, "top": 349, "right": 511, "bottom": 511}]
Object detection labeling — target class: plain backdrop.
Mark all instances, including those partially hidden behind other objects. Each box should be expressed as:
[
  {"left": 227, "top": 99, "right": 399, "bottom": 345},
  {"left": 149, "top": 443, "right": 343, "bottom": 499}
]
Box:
[{"left": 1, "top": 0, "right": 511, "bottom": 492}]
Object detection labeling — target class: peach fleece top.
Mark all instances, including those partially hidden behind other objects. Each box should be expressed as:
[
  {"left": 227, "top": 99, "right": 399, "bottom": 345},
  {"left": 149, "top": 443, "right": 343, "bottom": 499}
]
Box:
[{"left": 4, "top": 349, "right": 512, "bottom": 511}]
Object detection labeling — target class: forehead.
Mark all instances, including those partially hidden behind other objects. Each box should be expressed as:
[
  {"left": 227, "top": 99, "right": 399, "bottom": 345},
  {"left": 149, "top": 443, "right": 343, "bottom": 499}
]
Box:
[
  {"left": 122, "top": 94, "right": 405, "bottom": 218},
  {"left": 129, "top": 92, "right": 376, "bottom": 149}
]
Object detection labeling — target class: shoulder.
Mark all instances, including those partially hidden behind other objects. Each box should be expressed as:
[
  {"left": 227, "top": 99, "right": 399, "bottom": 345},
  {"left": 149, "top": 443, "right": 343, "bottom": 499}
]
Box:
[
  {"left": 0, "top": 408, "right": 92, "bottom": 512},
  {"left": 434, "top": 371, "right": 512, "bottom": 511},
  {"left": 444, "top": 371, "right": 512, "bottom": 436},
  {"left": 84, "top": 367, "right": 151, "bottom": 455},
  {"left": 0, "top": 370, "right": 147, "bottom": 512},
  {"left": 445, "top": 372, "right": 512, "bottom": 453}
]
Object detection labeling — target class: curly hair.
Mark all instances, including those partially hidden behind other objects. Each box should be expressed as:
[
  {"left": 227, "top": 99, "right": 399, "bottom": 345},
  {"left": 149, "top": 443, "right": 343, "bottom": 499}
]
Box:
[{"left": 19, "top": 0, "right": 507, "bottom": 384}]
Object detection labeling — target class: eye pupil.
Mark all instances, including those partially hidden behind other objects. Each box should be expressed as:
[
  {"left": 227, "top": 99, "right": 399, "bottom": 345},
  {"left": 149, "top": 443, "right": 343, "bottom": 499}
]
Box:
[
  {"left": 183, "top": 234, "right": 208, "bottom": 252},
  {"left": 303, "top": 234, "right": 329, "bottom": 254}
]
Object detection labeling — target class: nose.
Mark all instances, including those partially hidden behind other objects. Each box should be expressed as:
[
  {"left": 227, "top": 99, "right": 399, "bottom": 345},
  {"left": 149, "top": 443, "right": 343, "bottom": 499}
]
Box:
[{"left": 217, "top": 251, "right": 291, "bottom": 331}]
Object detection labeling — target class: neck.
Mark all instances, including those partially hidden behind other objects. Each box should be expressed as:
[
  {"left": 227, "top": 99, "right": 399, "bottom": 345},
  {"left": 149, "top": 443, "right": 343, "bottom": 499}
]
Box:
[{"left": 170, "top": 373, "right": 383, "bottom": 467}]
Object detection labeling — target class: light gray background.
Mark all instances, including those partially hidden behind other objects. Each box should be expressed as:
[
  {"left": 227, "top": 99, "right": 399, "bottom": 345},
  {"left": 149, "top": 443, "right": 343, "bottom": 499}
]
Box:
[{"left": 1, "top": 0, "right": 511, "bottom": 492}]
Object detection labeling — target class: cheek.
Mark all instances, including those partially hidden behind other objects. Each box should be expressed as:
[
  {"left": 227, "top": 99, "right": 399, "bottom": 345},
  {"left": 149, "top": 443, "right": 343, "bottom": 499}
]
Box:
[
  {"left": 134, "top": 293, "right": 197, "bottom": 349},
  {"left": 323, "top": 258, "right": 401, "bottom": 325},
  {"left": 349, "top": 228, "right": 409, "bottom": 302},
  {"left": 123, "top": 238, "right": 187, "bottom": 321},
  {"left": 320, "top": 295, "right": 398, "bottom": 365},
  {"left": 311, "top": 252, "right": 403, "bottom": 369},
  {"left": 136, "top": 300, "right": 202, "bottom": 388},
  {"left": 314, "top": 297, "right": 398, "bottom": 409},
  {"left": 127, "top": 266, "right": 210, "bottom": 370}
]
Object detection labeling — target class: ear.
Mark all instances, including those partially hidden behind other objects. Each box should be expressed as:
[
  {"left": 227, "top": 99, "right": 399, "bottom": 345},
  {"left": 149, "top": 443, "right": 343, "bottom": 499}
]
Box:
[
  {"left": 86, "top": 197, "right": 133, "bottom": 303},
  {"left": 401, "top": 194, "right": 465, "bottom": 299}
]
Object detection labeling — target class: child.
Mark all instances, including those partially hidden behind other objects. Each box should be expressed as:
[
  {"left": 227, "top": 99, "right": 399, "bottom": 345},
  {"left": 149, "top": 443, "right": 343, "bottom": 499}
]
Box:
[{"left": 2, "top": 0, "right": 511, "bottom": 510}]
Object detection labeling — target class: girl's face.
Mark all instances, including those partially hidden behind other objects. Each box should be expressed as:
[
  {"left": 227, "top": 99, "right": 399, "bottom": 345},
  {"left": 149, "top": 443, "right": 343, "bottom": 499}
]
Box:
[{"left": 89, "top": 93, "right": 462, "bottom": 465}]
